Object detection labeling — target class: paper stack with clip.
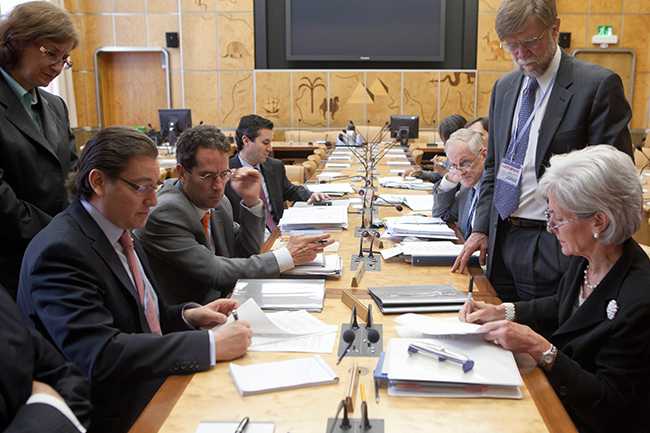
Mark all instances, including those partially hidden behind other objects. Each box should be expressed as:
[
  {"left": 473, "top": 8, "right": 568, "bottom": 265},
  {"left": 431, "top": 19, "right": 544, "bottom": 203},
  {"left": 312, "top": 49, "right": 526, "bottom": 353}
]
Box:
[
  {"left": 383, "top": 215, "right": 456, "bottom": 240},
  {"left": 279, "top": 205, "right": 349, "bottom": 231},
  {"left": 282, "top": 253, "right": 342, "bottom": 279},
  {"left": 231, "top": 279, "right": 326, "bottom": 312}
]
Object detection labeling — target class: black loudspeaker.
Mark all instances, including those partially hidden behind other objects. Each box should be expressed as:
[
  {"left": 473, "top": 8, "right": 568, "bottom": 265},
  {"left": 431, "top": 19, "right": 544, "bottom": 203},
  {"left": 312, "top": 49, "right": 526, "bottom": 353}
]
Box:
[
  {"left": 559, "top": 32, "right": 571, "bottom": 49},
  {"left": 165, "top": 32, "right": 179, "bottom": 48}
]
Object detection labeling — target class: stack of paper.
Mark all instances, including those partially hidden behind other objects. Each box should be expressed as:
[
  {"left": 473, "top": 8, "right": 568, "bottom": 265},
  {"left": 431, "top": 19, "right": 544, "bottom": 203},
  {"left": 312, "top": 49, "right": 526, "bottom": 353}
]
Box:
[
  {"left": 317, "top": 171, "right": 344, "bottom": 182},
  {"left": 279, "top": 206, "right": 348, "bottom": 231},
  {"left": 383, "top": 338, "right": 523, "bottom": 399},
  {"left": 325, "top": 162, "right": 351, "bottom": 168},
  {"left": 230, "top": 355, "right": 338, "bottom": 396},
  {"left": 394, "top": 314, "right": 483, "bottom": 337},
  {"left": 225, "top": 298, "right": 337, "bottom": 353},
  {"left": 329, "top": 155, "right": 352, "bottom": 161},
  {"left": 305, "top": 183, "right": 354, "bottom": 195},
  {"left": 386, "top": 160, "right": 411, "bottom": 166},
  {"left": 384, "top": 217, "right": 456, "bottom": 240},
  {"left": 403, "top": 195, "right": 435, "bottom": 211},
  {"left": 282, "top": 254, "right": 342, "bottom": 278},
  {"left": 231, "top": 279, "right": 326, "bottom": 312},
  {"left": 401, "top": 241, "right": 478, "bottom": 265},
  {"left": 379, "top": 177, "right": 433, "bottom": 191},
  {"left": 368, "top": 284, "right": 467, "bottom": 313}
]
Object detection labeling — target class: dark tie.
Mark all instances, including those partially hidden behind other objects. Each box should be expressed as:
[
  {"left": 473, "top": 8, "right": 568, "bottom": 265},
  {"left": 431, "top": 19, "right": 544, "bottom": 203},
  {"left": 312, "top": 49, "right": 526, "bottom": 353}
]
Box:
[
  {"left": 494, "top": 78, "right": 539, "bottom": 219},
  {"left": 462, "top": 187, "right": 478, "bottom": 238},
  {"left": 256, "top": 166, "right": 277, "bottom": 232},
  {"left": 118, "top": 231, "right": 162, "bottom": 335}
]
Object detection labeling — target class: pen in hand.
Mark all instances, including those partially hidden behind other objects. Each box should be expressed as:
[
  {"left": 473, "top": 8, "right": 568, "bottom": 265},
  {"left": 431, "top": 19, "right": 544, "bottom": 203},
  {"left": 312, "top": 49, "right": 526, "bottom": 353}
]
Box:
[
  {"left": 232, "top": 310, "right": 239, "bottom": 321},
  {"left": 463, "top": 277, "right": 474, "bottom": 321}
]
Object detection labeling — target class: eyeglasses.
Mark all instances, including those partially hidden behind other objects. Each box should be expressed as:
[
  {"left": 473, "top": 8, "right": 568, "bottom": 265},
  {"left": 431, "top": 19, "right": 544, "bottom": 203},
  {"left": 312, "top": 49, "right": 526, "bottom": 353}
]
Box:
[
  {"left": 187, "top": 168, "right": 234, "bottom": 183},
  {"left": 544, "top": 209, "right": 578, "bottom": 233},
  {"left": 39, "top": 46, "right": 73, "bottom": 70},
  {"left": 119, "top": 177, "right": 161, "bottom": 194},
  {"left": 499, "top": 29, "right": 548, "bottom": 53},
  {"left": 448, "top": 158, "right": 478, "bottom": 173}
]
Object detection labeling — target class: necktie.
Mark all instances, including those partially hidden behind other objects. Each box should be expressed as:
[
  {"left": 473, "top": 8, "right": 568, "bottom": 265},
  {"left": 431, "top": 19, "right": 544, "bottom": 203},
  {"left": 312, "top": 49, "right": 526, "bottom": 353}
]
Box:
[
  {"left": 201, "top": 210, "right": 211, "bottom": 240},
  {"left": 494, "top": 78, "right": 539, "bottom": 219},
  {"left": 118, "top": 231, "right": 162, "bottom": 335},
  {"left": 257, "top": 167, "right": 277, "bottom": 232},
  {"left": 463, "top": 187, "right": 478, "bottom": 238}
]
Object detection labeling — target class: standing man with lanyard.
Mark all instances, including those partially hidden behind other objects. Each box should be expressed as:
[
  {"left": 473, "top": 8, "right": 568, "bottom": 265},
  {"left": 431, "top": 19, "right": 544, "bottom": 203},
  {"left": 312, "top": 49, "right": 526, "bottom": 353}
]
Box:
[{"left": 453, "top": 0, "right": 632, "bottom": 301}]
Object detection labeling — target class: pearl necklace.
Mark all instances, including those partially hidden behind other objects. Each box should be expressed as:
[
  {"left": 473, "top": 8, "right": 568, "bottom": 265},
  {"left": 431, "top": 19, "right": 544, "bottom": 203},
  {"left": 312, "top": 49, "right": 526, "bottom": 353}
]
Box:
[{"left": 583, "top": 264, "right": 600, "bottom": 292}]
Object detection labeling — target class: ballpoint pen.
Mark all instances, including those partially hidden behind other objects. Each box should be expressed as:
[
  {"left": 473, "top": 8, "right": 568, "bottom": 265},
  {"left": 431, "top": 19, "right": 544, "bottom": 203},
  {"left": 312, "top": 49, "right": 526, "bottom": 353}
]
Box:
[
  {"left": 466, "top": 276, "right": 474, "bottom": 303},
  {"left": 234, "top": 416, "right": 249, "bottom": 433},
  {"left": 408, "top": 342, "right": 475, "bottom": 373},
  {"left": 232, "top": 310, "right": 239, "bottom": 321}
]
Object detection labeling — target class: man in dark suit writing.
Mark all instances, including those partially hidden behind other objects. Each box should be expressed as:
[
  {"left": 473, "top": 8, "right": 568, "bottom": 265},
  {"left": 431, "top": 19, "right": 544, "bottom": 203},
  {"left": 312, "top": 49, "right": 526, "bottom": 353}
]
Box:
[
  {"left": 226, "top": 114, "right": 329, "bottom": 231},
  {"left": 453, "top": 0, "right": 632, "bottom": 301},
  {"left": 17, "top": 127, "right": 252, "bottom": 433}
]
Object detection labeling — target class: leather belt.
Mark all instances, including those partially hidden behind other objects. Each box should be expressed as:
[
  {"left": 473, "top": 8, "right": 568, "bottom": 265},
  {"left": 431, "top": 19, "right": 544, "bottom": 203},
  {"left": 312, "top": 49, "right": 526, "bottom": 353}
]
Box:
[{"left": 506, "top": 217, "right": 546, "bottom": 229}]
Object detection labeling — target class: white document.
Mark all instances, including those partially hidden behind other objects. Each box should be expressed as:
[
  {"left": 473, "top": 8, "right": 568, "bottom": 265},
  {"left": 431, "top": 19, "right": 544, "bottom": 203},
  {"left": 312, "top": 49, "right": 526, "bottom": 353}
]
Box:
[
  {"left": 317, "top": 171, "right": 344, "bottom": 181},
  {"left": 279, "top": 206, "right": 348, "bottom": 230},
  {"left": 386, "top": 161, "right": 411, "bottom": 166},
  {"left": 385, "top": 338, "right": 523, "bottom": 388},
  {"left": 196, "top": 423, "right": 274, "bottom": 433},
  {"left": 384, "top": 215, "right": 445, "bottom": 225},
  {"left": 229, "top": 356, "right": 338, "bottom": 396},
  {"left": 403, "top": 195, "right": 435, "bottom": 212},
  {"left": 227, "top": 299, "right": 337, "bottom": 353},
  {"left": 380, "top": 245, "right": 404, "bottom": 260},
  {"left": 394, "top": 314, "right": 483, "bottom": 336},
  {"left": 306, "top": 183, "right": 354, "bottom": 194},
  {"left": 325, "top": 163, "right": 351, "bottom": 168},
  {"left": 329, "top": 155, "right": 352, "bottom": 161},
  {"left": 390, "top": 169, "right": 407, "bottom": 175},
  {"left": 282, "top": 254, "right": 342, "bottom": 278},
  {"left": 385, "top": 223, "right": 456, "bottom": 239}
]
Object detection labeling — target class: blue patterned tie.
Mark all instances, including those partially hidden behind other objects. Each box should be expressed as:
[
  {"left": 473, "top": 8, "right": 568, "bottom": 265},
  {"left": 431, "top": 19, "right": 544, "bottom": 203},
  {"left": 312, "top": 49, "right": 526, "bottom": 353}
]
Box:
[
  {"left": 494, "top": 78, "right": 539, "bottom": 219},
  {"left": 463, "top": 187, "right": 478, "bottom": 238}
]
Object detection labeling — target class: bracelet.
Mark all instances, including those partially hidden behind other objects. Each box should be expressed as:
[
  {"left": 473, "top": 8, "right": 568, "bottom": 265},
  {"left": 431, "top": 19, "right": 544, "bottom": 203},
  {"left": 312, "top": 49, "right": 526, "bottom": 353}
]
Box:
[{"left": 503, "top": 302, "right": 516, "bottom": 321}]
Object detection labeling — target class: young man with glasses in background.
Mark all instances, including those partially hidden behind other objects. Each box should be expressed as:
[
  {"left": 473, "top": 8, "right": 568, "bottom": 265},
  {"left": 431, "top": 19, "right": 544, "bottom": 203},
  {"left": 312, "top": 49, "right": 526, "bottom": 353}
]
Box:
[
  {"left": 453, "top": 0, "right": 633, "bottom": 302},
  {"left": 0, "top": 1, "right": 79, "bottom": 298},
  {"left": 137, "top": 125, "right": 332, "bottom": 306}
]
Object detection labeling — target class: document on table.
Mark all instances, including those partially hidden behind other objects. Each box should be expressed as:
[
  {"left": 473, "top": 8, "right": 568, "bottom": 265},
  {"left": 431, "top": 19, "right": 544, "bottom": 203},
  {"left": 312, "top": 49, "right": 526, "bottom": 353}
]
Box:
[
  {"left": 394, "top": 314, "right": 483, "bottom": 337},
  {"left": 221, "top": 299, "right": 337, "bottom": 353},
  {"left": 306, "top": 183, "right": 354, "bottom": 194},
  {"left": 279, "top": 205, "right": 348, "bottom": 230},
  {"left": 325, "top": 162, "right": 351, "bottom": 168},
  {"left": 329, "top": 155, "right": 352, "bottom": 161},
  {"left": 386, "top": 161, "right": 411, "bottom": 166},
  {"left": 229, "top": 355, "right": 339, "bottom": 396}
]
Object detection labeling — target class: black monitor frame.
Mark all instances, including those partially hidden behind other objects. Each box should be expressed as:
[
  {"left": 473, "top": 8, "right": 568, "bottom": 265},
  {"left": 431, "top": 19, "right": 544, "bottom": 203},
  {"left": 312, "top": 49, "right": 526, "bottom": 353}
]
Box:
[
  {"left": 159, "top": 109, "right": 192, "bottom": 141},
  {"left": 390, "top": 115, "right": 419, "bottom": 138}
]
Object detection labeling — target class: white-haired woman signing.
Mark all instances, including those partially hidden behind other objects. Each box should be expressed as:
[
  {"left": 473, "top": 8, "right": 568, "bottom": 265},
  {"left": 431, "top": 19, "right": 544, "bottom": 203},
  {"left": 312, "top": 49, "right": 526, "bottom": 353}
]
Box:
[{"left": 460, "top": 145, "right": 650, "bottom": 433}]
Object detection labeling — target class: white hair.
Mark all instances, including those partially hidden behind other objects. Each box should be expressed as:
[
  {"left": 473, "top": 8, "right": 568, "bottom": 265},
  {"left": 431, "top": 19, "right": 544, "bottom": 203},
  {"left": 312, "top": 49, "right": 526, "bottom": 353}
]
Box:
[
  {"left": 537, "top": 145, "right": 642, "bottom": 245},
  {"left": 444, "top": 128, "right": 484, "bottom": 155}
]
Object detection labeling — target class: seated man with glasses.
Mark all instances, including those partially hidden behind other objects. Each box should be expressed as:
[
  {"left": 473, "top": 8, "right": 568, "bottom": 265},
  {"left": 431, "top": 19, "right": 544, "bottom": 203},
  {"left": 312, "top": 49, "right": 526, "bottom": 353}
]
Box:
[
  {"left": 136, "top": 125, "right": 332, "bottom": 305},
  {"left": 432, "top": 129, "right": 486, "bottom": 241}
]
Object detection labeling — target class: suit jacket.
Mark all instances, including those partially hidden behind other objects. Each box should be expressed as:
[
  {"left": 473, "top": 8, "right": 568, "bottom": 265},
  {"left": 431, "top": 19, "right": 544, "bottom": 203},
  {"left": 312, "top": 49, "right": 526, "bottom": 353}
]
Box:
[
  {"left": 0, "top": 73, "right": 77, "bottom": 297},
  {"left": 432, "top": 182, "right": 476, "bottom": 239},
  {"left": 17, "top": 200, "right": 211, "bottom": 433},
  {"left": 515, "top": 239, "right": 650, "bottom": 433},
  {"left": 474, "top": 51, "right": 633, "bottom": 278},
  {"left": 227, "top": 155, "right": 312, "bottom": 224},
  {"left": 135, "top": 179, "right": 279, "bottom": 305},
  {"left": 0, "top": 285, "right": 91, "bottom": 433}
]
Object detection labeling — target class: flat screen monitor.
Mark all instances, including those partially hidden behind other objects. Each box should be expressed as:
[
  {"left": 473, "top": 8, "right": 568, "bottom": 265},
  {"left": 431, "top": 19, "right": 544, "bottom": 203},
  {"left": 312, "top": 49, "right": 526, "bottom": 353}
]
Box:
[
  {"left": 390, "top": 115, "right": 419, "bottom": 139},
  {"left": 159, "top": 109, "right": 192, "bottom": 141},
  {"left": 285, "top": 0, "right": 446, "bottom": 62}
]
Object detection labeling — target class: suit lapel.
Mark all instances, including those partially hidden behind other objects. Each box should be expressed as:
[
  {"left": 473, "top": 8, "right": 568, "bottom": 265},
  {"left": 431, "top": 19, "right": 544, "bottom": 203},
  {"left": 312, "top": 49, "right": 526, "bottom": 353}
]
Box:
[
  {"left": 0, "top": 76, "right": 60, "bottom": 161},
  {"left": 535, "top": 53, "right": 574, "bottom": 175},
  {"left": 553, "top": 246, "right": 630, "bottom": 338},
  {"left": 69, "top": 201, "right": 145, "bottom": 313},
  {"left": 211, "top": 201, "right": 232, "bottom": 255},
  {"left": 39, "top": 92, "right": 66, "bottom": 160},
  {"left": 260, "top": 161, "right": 281, "bottom": 221},
  {"left": 498, "top": 74, "right": 524, "bottom": 162}
]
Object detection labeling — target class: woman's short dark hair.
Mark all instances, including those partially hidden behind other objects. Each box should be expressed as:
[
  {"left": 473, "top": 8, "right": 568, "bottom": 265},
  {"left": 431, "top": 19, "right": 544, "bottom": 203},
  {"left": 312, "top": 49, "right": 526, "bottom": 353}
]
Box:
[
  {"left": 465, "top": 116, "right": 489, "bottom": 132},
  {"left": 438, "top": 114, "right": 467, "bottom": 143},
  {"left": 0, "top": 1, "right": 79, "bottom": 69},
  {"left": 235, "top": 114, "right": 274, "bottom": 151},
  {"left": 176, "top": 125, "right": 230, "bottom": 171},
  {"left": 70, "top": 127, "right": 158, "bottom": 199}
]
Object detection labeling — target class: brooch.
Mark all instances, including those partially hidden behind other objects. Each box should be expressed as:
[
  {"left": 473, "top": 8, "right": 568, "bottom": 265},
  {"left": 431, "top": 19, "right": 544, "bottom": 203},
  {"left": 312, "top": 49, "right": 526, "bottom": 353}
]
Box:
[{"left": 606, "top": 300, "right": 618, "bottom": 320}]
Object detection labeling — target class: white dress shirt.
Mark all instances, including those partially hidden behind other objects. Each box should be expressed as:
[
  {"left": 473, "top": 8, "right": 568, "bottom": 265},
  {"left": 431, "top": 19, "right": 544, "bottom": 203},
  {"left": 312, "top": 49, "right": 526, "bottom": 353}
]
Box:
[{"left": 26, "top": 393, "right": 86, "bottom": 433}]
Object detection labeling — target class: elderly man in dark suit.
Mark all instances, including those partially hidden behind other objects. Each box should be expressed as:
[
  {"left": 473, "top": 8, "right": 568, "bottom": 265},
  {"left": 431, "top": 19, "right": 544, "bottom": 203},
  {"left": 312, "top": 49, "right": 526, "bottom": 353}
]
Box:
[
  {"left": 1, "top": 284, "right": 91, "bottom": 433},
  {"left": 453, "top": 0, "right": 632, "bottom": 301},
  {"left": 17, "top": 127, "right": 252, "bottom": 433},
  {"left": 137, "top": 125, "right": 330, "bottom": 305},
  {"left": 432, "top": 128, "right": 487, "bottom": 240},
  {"left": 226, "top": 114, "right": 328, "bottom": 231},
  {"left": 0, "top": 2, "right": 79, "bottom": 297}
]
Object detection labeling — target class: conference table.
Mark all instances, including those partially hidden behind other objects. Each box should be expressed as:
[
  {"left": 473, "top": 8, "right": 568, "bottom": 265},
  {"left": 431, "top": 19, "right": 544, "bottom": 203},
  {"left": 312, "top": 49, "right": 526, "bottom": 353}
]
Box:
[{"left": 135, "top": 144, "right": 577, "bottom": 433}]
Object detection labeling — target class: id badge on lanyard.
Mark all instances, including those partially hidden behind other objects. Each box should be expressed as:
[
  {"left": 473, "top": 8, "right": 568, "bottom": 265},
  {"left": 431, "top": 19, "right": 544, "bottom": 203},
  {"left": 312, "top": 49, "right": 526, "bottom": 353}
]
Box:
[{"left": 497, "top": 77, "right": 555, "bottom": 188}]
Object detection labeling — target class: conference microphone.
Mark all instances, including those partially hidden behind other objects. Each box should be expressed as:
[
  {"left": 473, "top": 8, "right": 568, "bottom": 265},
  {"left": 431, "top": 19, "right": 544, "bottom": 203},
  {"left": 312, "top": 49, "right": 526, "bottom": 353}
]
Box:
[
  {"left": 367, "top": 328, "right": 380, "bottom": 345},
  {"left": 336, "top": 329, "right": 356, "bottom": 365},
  {"left": 357, "top": 230, "right": 369, "bottom": 258}
]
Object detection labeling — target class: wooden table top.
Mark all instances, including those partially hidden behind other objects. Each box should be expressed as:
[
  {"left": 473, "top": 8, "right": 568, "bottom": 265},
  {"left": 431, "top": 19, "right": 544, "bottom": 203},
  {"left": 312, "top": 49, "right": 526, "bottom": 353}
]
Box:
[{"left": 132, "top": 144, "right": 577, "bottom": 433}]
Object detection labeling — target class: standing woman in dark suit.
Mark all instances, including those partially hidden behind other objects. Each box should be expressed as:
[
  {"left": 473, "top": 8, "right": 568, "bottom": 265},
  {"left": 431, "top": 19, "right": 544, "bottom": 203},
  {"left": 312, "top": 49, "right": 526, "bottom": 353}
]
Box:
[
  {"left": 0, "top": 1, "right": 79, "bottom": 297},
  {"left": 460, "top": 145, "right": 650, "bottom": 433}
]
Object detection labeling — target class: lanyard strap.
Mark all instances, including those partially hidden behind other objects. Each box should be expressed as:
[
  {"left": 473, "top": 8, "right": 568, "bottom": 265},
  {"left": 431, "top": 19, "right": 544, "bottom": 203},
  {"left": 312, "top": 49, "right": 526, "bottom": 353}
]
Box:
[{"left": 505, "top": 77, "right": 556, "bottom": 161}]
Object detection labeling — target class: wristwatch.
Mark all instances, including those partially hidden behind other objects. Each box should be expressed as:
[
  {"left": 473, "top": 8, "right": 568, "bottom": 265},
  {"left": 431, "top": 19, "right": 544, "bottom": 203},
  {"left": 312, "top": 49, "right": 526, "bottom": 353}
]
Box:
[
  {"left": 539, "top": 344, "right": 558, "bottom": 371},
  {"left": 503, "top": 302, "right": 516, "bottom": 321}
]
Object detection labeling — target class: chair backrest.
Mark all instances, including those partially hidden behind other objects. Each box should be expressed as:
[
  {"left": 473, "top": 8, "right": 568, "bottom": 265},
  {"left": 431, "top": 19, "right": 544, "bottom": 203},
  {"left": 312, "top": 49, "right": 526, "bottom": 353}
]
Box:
[
  {"left": 285, "top": 165, "right": 305, "bottom": 183},
  {"left": 307, "top": 154, "right": 321, "bottom": 165},
  {"left": 411, "top": 149, "right": 424, "bottom": 166},
  {"left": 302, "top": 160, "right": 317, "bottom": 179},
  {"left": 313, "top": 148, "right": 327, "bottom": 158}
]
